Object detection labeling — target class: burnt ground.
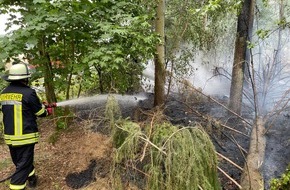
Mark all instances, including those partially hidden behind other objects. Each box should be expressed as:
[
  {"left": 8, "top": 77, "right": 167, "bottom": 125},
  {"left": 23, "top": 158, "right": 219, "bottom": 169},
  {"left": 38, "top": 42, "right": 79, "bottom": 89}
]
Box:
[
  {"left": 263, "top": 112, "right": 290, "bottom": 189},
  {"left": 0, "top": 92, "right": 290, "bottom": 190}
]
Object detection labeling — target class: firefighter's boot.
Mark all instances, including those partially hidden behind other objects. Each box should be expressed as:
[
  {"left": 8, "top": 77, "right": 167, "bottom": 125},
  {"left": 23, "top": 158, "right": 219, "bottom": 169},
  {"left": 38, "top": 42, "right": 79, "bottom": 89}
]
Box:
[{"left": 27, "top": 175, "right": 37, "bottom": 188}]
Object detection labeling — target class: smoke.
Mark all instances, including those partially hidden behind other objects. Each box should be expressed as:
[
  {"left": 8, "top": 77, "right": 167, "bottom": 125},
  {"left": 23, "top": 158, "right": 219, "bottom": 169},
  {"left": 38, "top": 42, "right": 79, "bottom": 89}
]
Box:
[
  {"left": 141, "top": 52, "right": 232, "bottom": 97},
  {"left": 187, "top": 58, "right": 231, "bottom": 96}
]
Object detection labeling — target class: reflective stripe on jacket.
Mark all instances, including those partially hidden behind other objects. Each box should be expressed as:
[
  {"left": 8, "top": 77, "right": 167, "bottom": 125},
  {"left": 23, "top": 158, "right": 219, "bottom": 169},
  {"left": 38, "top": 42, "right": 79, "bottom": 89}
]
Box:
[{"left": 0, "top": 82, "right": 46, "bottom": 146}]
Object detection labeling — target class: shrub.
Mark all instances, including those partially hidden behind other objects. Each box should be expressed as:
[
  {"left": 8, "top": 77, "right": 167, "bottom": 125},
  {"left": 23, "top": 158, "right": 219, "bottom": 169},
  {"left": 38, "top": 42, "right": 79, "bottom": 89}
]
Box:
[{"left": 270, "top": 165, "right": 290, "bottom": 190}]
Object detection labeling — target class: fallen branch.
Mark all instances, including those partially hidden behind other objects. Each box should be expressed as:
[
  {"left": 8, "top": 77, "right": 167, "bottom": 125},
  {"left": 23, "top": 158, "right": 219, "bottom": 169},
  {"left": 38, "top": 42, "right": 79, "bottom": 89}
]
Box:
[
  {"left": 221, "top": 131, "right": 248, "bottom": 154},
  {"left": 140, "top": 112, "right": 156, "bottom": 161},
  {"left": 114, "top": 123, "right": 167, "bottom": 155},
  {"left": 175, "top": 77, "right": 252, "bottom": 127},
  {"left": 138, "top": 135, "right": 167, "bottom": 155},
  {"left": 220, "top": 123, "right": 249, "bottom": 138},
  {"left": 173, "top": 98, "right": 249, "bottom": 138},
  {"left": 218, "top": 166, "right": 242, "bottom": 189},
  {"left": 216, "top": 152, "right": 243, "bottom": 171}
]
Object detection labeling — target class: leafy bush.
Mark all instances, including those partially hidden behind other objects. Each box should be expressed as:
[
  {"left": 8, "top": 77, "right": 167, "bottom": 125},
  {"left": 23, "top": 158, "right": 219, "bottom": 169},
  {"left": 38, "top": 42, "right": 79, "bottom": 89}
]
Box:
[{"left": 270, "top": 165, "right": 290, "bottom": 190}]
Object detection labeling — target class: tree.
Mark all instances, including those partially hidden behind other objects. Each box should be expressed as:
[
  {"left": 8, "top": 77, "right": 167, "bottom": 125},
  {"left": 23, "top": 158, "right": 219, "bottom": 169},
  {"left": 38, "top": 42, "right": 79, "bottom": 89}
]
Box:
[
  {"left": 0, "top": 0, "right": 158, "bottom": 101},
  {"left": 163, "top": 0, "right": 242, "bottom": 100},
  {"left": 239, "top": 0, "right": 290, "bottom": 189},
  {"left": 228, "top": 0, "right": 255, "bottom": 115},
  {"left": 154, "top": 0, "right": 166, "bottom": 107}
]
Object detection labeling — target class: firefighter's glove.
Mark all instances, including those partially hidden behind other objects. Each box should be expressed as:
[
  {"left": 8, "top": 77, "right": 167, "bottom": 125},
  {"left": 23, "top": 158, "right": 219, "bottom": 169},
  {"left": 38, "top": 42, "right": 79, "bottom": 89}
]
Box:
[
  {"left": 43, "top": 101, "right": 49, "bottom": 108},
  {"left": 46, "top": 107, "right": 53, "bottom": 116}
]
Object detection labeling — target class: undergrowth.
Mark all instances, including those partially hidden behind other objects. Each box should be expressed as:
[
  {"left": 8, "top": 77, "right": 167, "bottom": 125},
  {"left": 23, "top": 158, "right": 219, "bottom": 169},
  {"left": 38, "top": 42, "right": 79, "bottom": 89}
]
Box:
[
  {"left": 47, "top": 106, "right": 74, "bottom": 144},
  {"left": 270, "top": 164, "right": 290, "bottom": 190},
  {"left": 105, "top": 96, "right": 221, "bottom": 190}
]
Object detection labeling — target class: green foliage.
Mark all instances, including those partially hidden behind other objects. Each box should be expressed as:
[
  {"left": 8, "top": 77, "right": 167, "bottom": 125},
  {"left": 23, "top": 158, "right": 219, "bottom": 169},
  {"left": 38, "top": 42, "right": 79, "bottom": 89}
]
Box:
[
  {"left": 165, "top": 0, "right": 240, "bottom": 79},
  {"left": 270, "top": 165, "right": 290, "bottom": 190},
  {"left": 247, "top": 41, "right": 255, "bottom": 49},
  {"left": 105, "top": 95, "right": 122, "bottom": 127},
  {"left": 113, "top": 120, "right": 142, "bottom": 163},
  {"left": 47, "top": 106, "right": 74, "bottom": 144},
  {"left": 147, "top": 124, "right": 221, "bottom": 190},
  {"left": 0, "top": 0, "right": 158, "bottom": 99},
  {"left": 105, "top": 95, "right": 136, "bottom": 151},
  {"left": 56, "top": 107, "right": 74, "bottom": 130},
  {"left": 256, "top": 29, "right": 270, "bottom": 40},
  {"left": 111, "top": 117, "right": 221, "bottom": 190}
]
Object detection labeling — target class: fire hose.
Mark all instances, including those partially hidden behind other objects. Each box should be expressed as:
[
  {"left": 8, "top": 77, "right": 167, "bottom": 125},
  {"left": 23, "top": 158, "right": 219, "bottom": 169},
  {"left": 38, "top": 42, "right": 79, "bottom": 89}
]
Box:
[
  {"left": 0, "top": 174, "right": 13, "bottom": 183},
  {"left": 0, "top": 102, "right": 57, "bottom": 183}
]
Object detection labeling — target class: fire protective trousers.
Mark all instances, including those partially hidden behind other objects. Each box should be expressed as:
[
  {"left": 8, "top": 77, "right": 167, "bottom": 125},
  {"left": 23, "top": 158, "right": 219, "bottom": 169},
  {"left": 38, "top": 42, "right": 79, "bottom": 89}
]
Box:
[{"left": 9, "top": 144, "right": 35, "bottom": 190}]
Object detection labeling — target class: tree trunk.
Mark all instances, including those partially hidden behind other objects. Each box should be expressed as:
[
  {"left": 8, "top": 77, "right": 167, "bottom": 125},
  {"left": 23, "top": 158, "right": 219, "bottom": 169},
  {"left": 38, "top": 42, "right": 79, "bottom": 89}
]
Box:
[
  {"left": 154, "top": 0, "right": 166, "bottom": 107},
  {"left": 95, "top": 66, "right": 104, "bottom": 93},
  {"left": 240, "top": 117, "right": 265, "bottom": 190},
  {"left": 274, "top": 0, "right": 284, "bottom": 74},
  {"left": 228, "top": 0, "right": 255, "bottom": 115},
  {"left": 38, "top": 36, "right": 57, "bottom": 103}
]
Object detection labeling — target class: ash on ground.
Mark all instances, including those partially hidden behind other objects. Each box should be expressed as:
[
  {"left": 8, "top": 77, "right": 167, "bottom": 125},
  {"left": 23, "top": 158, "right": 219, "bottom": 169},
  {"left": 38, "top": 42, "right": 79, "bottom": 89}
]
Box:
[
  {"left": 263, "top": 113, "right": 290, "bottom": 189},
  {"left": 70, "top": 92, "right": 290, "bottom": 190}
]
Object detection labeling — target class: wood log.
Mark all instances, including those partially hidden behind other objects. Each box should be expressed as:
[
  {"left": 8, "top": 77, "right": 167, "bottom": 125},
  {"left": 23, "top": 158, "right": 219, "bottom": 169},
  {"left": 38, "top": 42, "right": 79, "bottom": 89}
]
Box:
[{"left": 240, "top": 117, "right": 266, "bottom": 190}]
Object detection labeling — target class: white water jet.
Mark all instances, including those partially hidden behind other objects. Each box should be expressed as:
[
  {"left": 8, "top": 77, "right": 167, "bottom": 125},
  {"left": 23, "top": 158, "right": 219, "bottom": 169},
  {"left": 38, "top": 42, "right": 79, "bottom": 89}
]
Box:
[{"left": 56, "top": 93, "right": 148, "bottom": 107}]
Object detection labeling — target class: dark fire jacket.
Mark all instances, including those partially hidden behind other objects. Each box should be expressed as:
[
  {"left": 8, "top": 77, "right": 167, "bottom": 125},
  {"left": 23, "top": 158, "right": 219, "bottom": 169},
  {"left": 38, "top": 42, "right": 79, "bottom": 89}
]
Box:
[{"left": 0, "top": 82, "right": 47, "bottom": 146}]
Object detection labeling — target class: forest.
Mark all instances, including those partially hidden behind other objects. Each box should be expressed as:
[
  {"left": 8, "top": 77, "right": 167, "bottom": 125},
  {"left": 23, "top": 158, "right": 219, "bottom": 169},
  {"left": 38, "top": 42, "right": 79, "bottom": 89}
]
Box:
[{"left": 1, "top": 0, "right": 290, "bottom": 190}]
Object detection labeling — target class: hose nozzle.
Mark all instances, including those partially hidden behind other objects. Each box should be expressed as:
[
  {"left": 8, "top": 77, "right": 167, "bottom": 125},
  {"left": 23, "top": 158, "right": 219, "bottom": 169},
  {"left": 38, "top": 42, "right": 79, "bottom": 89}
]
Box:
[{"left": 43, "top": 102, "right": 57, "bottom": 108}]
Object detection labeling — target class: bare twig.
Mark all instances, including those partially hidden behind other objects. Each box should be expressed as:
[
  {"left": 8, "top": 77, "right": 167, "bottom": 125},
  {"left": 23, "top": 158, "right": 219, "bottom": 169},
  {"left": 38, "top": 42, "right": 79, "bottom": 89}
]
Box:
[
  {"left": 216, "top": 152, "right": 243, "bottom": 171},
  {"left": 124, "top": 163, "right": 150, "bottom": 177},
  {"left": 140, "top": 112, "right": 156, "bottom": 161},
  {"left": 116, "top": 123, "right": 168, "bottom": 156},
  {"left": 221, "top": 132, "right": 248, "bottom": 154},
  {"left": 231, "top": 134, "right": 250, "bottom": 188},
  {"left": 198, "top": 185, "right": 204, "bottom": 190},
  {"left": 220, "top": 123, "right": 249, "bottom": 138},
  {"left": 218, "top": 166, "right": 242, "bottom": 189},
  {"left": 174, "top": 76, "right": 252, "bottom": 127},
  {"left": 173, "top": 97, "right": 249, "bottom": 138},
  {"left": 138, "top": 135, "right": 167, "bottom": 155}
]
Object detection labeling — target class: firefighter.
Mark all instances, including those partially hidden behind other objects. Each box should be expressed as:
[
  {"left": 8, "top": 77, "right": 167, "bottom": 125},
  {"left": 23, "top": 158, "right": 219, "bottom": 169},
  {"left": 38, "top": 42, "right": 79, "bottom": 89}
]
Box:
[{"left": 0, "top": 62, "right": 53, "bottom": 190}]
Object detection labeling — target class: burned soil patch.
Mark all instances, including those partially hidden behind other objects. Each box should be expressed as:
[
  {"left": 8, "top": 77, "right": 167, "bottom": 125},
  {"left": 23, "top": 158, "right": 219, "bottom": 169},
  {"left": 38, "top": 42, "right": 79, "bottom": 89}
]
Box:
[
  {"left": 65, "top": 157, "right": 112, "bottom": 189},
  {"left": 71, "top": 92, "right": 253, "bottom": 190},
  {"left": 263, "top": 113, "right": 290, "bottom": 189},
  {"left": 66, "top": 159, "right": 97, "bottom": 189},
  {"left": 3, "top": 92, "right": 289, "bottom": 190}
]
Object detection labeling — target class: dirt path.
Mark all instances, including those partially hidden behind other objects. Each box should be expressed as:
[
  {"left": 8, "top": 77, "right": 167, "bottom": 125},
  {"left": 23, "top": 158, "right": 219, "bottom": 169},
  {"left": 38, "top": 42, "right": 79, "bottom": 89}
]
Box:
[{"left": 0, "top": 120, "right": 113, "bottom": 190}]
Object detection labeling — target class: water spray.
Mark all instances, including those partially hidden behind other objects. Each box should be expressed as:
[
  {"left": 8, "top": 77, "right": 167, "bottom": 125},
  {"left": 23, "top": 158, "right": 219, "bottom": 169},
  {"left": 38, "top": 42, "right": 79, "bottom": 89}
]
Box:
[{"left": 54, "top": 93, "right": 148, "bottom": 107}]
